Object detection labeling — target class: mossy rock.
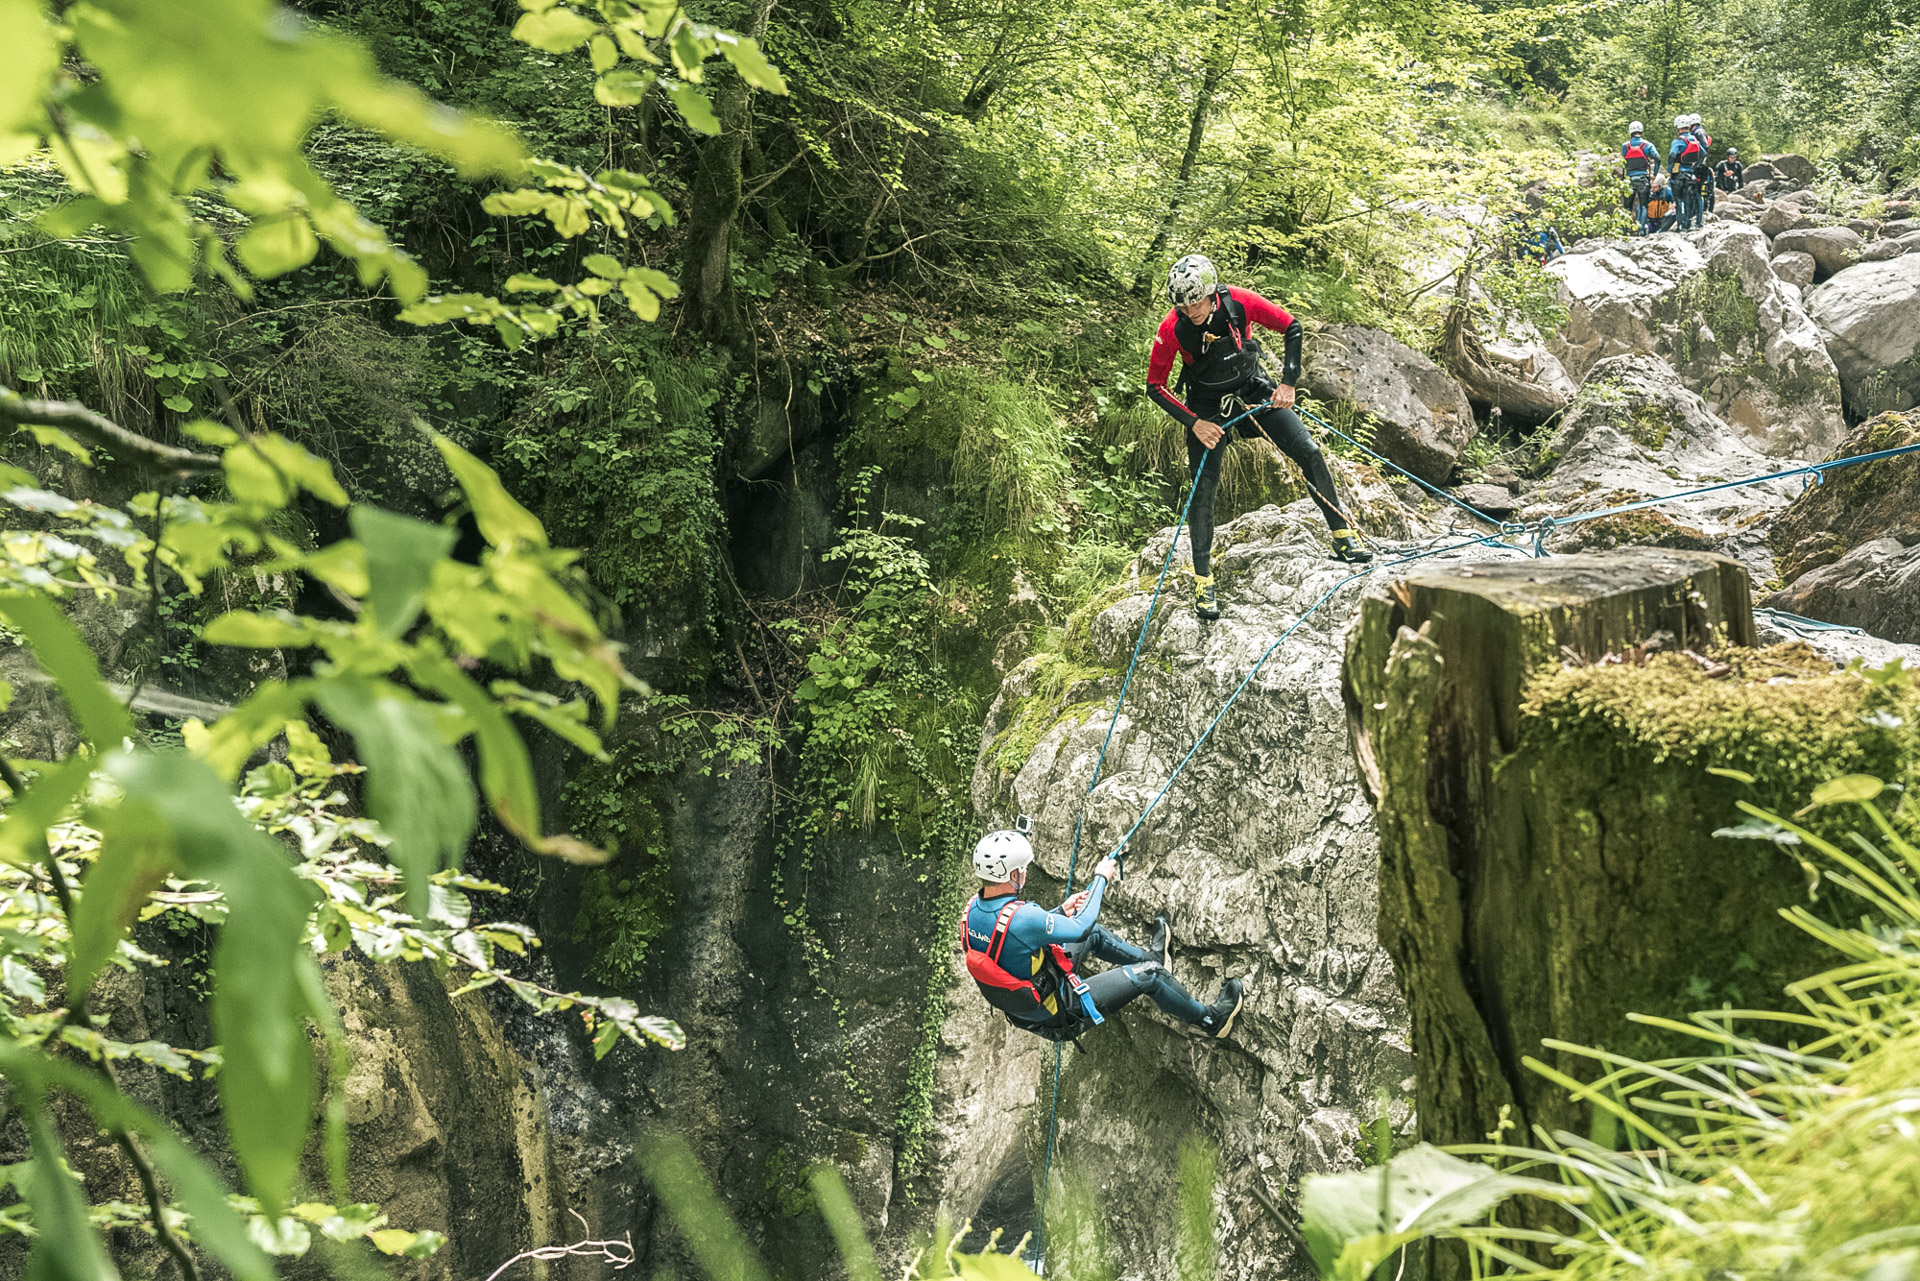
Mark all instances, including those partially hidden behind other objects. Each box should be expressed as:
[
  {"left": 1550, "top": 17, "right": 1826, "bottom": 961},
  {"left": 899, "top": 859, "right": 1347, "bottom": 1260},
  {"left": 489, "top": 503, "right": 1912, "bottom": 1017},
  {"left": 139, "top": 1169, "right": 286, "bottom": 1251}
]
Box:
[{"left": 1770, "top": 410, "right": 1920, "bottom": 582}]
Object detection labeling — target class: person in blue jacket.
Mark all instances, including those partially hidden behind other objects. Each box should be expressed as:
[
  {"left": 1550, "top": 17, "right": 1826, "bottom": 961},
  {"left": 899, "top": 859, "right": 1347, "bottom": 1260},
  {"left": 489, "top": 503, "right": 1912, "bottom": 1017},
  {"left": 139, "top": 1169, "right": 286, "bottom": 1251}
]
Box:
[
  {"left": 1622, "top": 121, "right": 1662, "bottom": 235},
  {"left": 960, "top": 825, "right": 1246, "bottom": 1041},
  {"left": 1669, "top": 115, "right": 1706, "bottom": 231}
]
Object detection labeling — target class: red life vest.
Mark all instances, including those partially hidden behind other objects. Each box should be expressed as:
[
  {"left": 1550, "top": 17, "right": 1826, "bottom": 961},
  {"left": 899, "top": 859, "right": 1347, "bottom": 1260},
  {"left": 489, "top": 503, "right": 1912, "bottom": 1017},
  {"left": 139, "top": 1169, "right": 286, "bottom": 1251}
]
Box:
[
  {"left": 1624, "top": 139, "right": 1657, "bottom": 175},
  {"left": 958, "top": 896, "right": 1100, "bottom": 1031},
  {"left": 1676, "top": 134, "right": 1703, "bottom": 166}
]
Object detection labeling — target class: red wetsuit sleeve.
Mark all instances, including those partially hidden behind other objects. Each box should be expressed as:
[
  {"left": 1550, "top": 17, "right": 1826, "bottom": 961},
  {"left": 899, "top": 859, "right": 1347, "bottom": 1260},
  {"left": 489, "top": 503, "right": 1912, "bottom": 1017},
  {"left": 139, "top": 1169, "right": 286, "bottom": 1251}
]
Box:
[
  {"left": 1228, "top": 287, "right": 1294, "bottom": 333},
  {"left": 1145, "top": 309, "right": 1197, "bottom": 428}
]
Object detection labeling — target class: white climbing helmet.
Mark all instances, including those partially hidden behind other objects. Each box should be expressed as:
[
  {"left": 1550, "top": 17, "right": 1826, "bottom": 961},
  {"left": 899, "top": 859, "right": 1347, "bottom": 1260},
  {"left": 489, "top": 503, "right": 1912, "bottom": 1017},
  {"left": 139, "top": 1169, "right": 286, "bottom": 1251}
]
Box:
[
  {"left": 1674, "top": 114, "right": 1689, "bottom": 131},
  {"left": 1167, "top": 254, "right": 1219, "bottom": 307},
  {"left": 1629, "top": 120, "right": 1644, "bottom": 135},
  {"left": 973, "top": 829, "right": 1034, "bottom": 882},
  {"left": 1688, "top": 113, "right": 1703, "bottom": 128}
]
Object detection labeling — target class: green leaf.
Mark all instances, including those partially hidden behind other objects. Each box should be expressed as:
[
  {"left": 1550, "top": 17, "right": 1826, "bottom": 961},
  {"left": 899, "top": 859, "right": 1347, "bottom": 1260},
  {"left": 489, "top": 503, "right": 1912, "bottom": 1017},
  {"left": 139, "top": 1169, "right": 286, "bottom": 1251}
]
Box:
[
  {"left": 313, "top": 679, "right": 477, "bottom": 918},
  {"left": 2, "top": 954, "right": 45, "bottom": 1003},
  {"left": 505, "top": 273, "right": 561, "bottom": 293},
  {"left": 0, "top": 0, "right": 59, "bottom": 136},
  {"left": 105, "top": 751, "right": 325, "bottom": 1217},
  {"left": 665, "top": 81, "right": 720, "bottom": 134},
  {"left": 582, "top": 252, "right": 625, "bottom": 279},
  {"left": 203, "top": 610, "right": 327, "bottom": 649},
  {"left": 20, "top": 422, "right": 92, "bottom": 463},
  {"left": 595, "top": 68, "right": 654, "bottom": 106},
  {"left": 370, "top": 1228, "right": 448, "bottom": 1258},
  {"left": 589, "top": 33, "right": 618, "bottom": 71},
  {"left": 284, "top": 720, "right": 332, "bottom": 774},
  {"left": 68, "top": 812, "right": 173, "bottom": 1005},
  {"left": 0, "top": 593, "right": 133, "bottom": 747},
  {"left": 669, "top": 25, "right": 707, "bottom": 79},
  {"left": 512, "top": 6, "right": 600, "bottom": 51},
  {"left": 1301, "top": 1144, "right": 1583, "bottom": 1281},
  {"left": 351, "top": 506, "right": 455, "bottom": 639},
  {"left": 482, "top": 189, "right": 553, "bottom": 217},
  {"left": 1707, "top": 767, "right": 1756, "bottom": 784},
  {"left": 236, "top": 216, "right": 320, "bottom": 278},
  {"left": 431, "top": 431, "right": 548, "bottom": 549},
  {"left": 408, "top": 654, "right": 543, "bottom": 847},
  {"left": 18, "top": 1091, "right": 118, "bottom": 1281},
  {"left": 1810, "top": 774, "right": 1884, "bottom": 807},
  {"left": 716, "top": 35, "right": 789, "bottom": 93}
]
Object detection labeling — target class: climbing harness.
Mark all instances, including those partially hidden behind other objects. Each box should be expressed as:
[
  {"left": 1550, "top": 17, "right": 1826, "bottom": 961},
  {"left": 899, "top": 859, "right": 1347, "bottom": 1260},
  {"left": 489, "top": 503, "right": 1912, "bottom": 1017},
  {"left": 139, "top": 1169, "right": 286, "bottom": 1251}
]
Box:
[
  {"left": 1022, "top": 415, "right": 1920, "bottom": 1270},
  {"left": 959, "top": 896, "right": 1104, "bottom": 1038}
]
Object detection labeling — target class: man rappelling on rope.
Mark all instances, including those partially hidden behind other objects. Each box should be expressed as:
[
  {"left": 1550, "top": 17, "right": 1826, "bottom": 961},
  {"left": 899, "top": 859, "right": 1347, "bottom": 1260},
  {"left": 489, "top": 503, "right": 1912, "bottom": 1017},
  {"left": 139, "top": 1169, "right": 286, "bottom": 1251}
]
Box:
[
  {"left": 961, "top": 822, "right": 1246, "bottom": 1041},
  {"left": 1146, "top": 254, "right": 1372, "bottom": 622}
]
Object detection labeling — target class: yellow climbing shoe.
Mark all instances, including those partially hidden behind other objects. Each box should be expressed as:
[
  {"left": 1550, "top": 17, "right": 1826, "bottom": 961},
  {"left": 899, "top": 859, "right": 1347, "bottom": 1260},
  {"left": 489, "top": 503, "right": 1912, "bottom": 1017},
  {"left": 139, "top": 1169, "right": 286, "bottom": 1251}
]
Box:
[
  {"left": 1192, "top": 573, "right": 1220, "bottom": 620},
  {"left": 1331, "top": 528, "right": 1374, "bottom": 564}
]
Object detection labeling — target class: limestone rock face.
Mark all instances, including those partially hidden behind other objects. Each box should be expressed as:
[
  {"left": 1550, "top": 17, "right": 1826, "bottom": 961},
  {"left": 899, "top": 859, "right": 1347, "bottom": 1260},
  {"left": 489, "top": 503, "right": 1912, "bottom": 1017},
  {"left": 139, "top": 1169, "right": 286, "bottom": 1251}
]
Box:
[
  {"left": 1300, "top": 323, "right": 1477, "bottom": 483},
  {"left": 968, "top": 502, "right": 1521, "bottom": 1278},
  {"left": 1767, "top": 407, "right": 1920, "bottom": 578},
  {"left": 1805, "top": 256, "right": 1920, "bottom": 417},
  {"left": 1528, "top": 356, "right": 1805, "bottom": 547},
  {"left": 1771, "top": 225, "right": 1863, "bottom": 278},
  {"left": 1544, "top": 221, "right": 1845, "bottom": 455},
  {"left": 1772, "top": 249, "right": 1816, "bottom": 287}
]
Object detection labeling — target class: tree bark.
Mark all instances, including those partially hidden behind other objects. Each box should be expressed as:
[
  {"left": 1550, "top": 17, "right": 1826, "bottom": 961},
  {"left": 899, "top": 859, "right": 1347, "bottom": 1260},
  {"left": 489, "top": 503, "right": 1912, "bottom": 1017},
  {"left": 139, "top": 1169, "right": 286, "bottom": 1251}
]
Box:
[
  {"left": 1132, "top": 56, "right": 1228, "bottom": 299},
  {"left": 1440, "top": 268, "right": 1570, "bottom": 427},
  {"left": 678, "top": 0, "right": 779, "bottom": 345}
]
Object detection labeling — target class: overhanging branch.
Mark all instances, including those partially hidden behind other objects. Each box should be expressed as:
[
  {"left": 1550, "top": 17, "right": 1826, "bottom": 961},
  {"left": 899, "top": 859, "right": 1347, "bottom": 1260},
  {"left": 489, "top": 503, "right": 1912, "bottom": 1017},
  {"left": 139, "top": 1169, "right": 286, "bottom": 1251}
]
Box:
[{"left": 0, "top": 387, "right": 221, "bottom": 474}]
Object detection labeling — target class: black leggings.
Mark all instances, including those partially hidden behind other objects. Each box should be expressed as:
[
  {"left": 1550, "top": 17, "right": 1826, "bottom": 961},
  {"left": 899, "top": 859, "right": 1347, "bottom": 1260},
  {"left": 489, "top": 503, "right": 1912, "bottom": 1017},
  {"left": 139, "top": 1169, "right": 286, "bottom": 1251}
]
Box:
[
  {"left": 1186, "top": 391, "right": 1346, "bottom": 577},
  {"left": 1061, "top": 926, "right": 1209, "bottom": 1026}
]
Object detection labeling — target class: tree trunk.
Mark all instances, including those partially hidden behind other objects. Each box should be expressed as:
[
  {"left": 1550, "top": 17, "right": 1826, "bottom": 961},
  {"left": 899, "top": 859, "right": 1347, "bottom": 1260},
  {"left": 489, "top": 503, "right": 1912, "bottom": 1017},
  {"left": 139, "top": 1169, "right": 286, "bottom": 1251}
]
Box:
[
  {"left": 1440, "top": 266, "right": 1570, "bottom": 426},
  {"left": 1132, "top": 57, "right": 1228, "bottom": 299},
  {"left": 678, "top": 0, "right": 778, "bottom": 345},
  {"left": 1343, "top": 549, "right": 1844, "bottom": 1275}
]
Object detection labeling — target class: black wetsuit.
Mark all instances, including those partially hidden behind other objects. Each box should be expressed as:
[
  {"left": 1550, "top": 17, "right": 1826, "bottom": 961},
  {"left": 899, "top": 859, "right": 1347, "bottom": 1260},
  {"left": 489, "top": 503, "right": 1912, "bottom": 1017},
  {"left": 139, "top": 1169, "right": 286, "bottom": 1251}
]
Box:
[{"left": 1145, "top": 287, "right": 1347, "bottom": 578}]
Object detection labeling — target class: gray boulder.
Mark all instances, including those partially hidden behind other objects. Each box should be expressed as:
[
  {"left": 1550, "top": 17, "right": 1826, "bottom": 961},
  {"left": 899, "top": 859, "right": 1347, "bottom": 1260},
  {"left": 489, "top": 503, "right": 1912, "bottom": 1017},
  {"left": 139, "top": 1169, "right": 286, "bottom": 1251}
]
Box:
[
  {"left": 1771, "top": 226, "right": 1864, "bottom": 278},
  {"left": 1848, "top": 218, "right": 1878, "bottom": 238},
  {"left": 1545, "top": 221, "right": 1846, "bottom": 456},
  {"left": 1759, "top": 201, "right": 1812, "bottom": 237},
  {"left": 1300, "top": 324, "right": 1476, "bottom": 484},
  {"left": 1772, "top": 249, "right": 1816, "bottom": 288},
  {"left": 1760, "top": 536, "right": 1920, "bottom": 643},
  {"left": 1805, "top": 255, "right": 1920, "bottom": 417},
  {"left": 1884, "top": 218, "right": 1918, "bottom": 237},
  {"left": 1743, "top": 160, "right": 1778, "bottom": 183},
  {"left": 1763, "top": 152, "right": 1818, "bottom": 187},
  {"left": 1862, "top": 238, "right": 1910, "bottom": 263}
]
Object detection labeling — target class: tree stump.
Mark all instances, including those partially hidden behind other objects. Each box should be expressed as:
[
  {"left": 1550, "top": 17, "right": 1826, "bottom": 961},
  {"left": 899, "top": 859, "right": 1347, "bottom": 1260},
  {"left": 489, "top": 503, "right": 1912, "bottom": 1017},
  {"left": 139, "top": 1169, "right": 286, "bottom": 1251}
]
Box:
[{"left": 1340, "top": 548, "right": 1842, "bottom": 1156}]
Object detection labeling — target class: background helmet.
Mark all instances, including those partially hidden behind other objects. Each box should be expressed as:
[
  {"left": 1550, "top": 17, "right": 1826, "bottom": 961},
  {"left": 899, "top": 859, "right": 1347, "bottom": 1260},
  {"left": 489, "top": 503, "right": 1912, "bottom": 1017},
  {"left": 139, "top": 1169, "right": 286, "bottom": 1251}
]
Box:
[
  {"left": 973, "top": 829, "right": 1034, "bottom": 882},
  {"left": 1688, "top": 113, "right": 1703, "bottom": 128},
  {"left": 1629, "top": 120, "right": 1644, "bottom": 134},
  {"left": 1674, "top": 114, "right": 1689, "bottom": 131},
  {"left": 1167, "top": 254, "right": 1219, "bottom": 307},
  {"left": 1728, "top": 146, "right": 1738, "bottom": 155}
]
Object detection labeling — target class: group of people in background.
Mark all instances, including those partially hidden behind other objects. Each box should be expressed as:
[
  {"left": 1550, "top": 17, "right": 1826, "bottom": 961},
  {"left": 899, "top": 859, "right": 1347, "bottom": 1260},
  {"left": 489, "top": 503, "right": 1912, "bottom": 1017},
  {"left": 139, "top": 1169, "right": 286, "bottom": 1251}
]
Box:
[{"left": 1622, "top": 114, "right": 1745, "bottom": 235}]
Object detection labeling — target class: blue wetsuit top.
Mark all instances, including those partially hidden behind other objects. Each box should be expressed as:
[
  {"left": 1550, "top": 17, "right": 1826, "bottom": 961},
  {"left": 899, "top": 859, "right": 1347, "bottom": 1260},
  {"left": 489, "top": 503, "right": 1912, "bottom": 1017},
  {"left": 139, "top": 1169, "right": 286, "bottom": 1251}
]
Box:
[
  {"left": 964, "top": 875, "right": 1109, "bottom": 1019},
  {"left": 1623, "top": 138, "right": 1660, "bottom": 175}
]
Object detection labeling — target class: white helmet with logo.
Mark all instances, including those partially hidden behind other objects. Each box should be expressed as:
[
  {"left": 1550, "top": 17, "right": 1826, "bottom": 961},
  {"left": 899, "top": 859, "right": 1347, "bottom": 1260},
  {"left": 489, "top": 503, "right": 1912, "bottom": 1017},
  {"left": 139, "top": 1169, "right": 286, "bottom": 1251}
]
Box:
[
  {"left": 972, "top": 829, "right": 1035, "bottom": 882},
  {"left": 1629, "top": 120, "right": 1644, "bottom": 135},
  {"left": 1166, "top": 254, "right": 1220, "bottom": 307},
  {"left": 1674, "top": 114, "right": 1689, "bottom": 131}
]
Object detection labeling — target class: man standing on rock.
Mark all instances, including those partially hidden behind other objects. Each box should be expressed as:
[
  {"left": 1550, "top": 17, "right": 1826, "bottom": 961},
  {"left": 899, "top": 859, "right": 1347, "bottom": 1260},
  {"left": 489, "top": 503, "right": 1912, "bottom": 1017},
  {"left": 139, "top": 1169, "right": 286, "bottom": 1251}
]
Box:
[
  {"left": 1717, "top": 148, "right": 1745, "bottom": 193},
  {"left": 962, "top": 824, "right": 1246, "bottom": 1041},
  {"left": 1669, "top": 115, "right": 1706, "bottom": 230},
  {"left": 1146, "top": 253, "right": 1372, "bottom": 622},
  {"left": 1623, "top": 121, "right": 1662, "bottom": 234}
]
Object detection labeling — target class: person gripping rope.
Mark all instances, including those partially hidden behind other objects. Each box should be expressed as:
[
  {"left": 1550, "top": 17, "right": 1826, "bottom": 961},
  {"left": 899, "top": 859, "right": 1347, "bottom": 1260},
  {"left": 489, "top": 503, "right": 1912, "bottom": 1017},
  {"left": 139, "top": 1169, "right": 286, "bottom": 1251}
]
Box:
[
  {"left": 961, "top": 823, "right": 1246, "bottom": 1042},
  {"left": 1623, "top": 121, "right": 1662, "bottom": 235},
  {"left": 1146, "top": 253, "right": 1371, "bottom": 621}
]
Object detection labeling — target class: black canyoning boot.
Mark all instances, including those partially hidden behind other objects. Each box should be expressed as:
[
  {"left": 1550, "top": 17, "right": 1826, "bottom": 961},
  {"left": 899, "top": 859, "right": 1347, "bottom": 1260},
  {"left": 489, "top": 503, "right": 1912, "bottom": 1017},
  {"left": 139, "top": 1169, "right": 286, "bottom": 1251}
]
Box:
[
  {"left": 1198, "top": 978, "right": 1246, "bottom": 1040},
  {"left": 1331, "top": 528, "right": 1373, "bottom": 564},
  {"left": 1149, "top": 915, "right": 1172, "bottom": 967},
  {"left": 1192, "top": 572, "right": 1221, "bottom": 620}
]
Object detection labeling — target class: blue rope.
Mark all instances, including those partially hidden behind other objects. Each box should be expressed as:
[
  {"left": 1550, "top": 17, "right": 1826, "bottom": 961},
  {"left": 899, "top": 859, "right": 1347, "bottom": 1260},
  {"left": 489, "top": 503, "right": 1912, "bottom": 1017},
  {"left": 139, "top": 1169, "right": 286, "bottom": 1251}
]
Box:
[
  {"left": 1292, "top": 404, "right": 1515, "bottom": 536},
  {"left": 1755, "top": 607, "right": 1864, "bottom": 634},
  {"left": 1031, "top": 401, "right": 1265, "bottom": 1271}
]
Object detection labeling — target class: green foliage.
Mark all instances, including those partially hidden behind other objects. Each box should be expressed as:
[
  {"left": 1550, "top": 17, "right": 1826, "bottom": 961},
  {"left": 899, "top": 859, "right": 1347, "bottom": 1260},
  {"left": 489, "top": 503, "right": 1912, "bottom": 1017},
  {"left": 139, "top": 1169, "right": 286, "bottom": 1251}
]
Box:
[
  {"left": 1366, "top": 784, "right": 1920, "bottom": 1281},
  {"left": 565, "top": 739, "right": 677, "bottom": 989}
]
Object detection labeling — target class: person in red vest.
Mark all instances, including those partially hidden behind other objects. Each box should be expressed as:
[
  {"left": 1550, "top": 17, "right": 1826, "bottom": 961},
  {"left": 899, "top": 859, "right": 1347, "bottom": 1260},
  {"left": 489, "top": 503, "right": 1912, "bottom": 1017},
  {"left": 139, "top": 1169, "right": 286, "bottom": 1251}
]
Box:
[
  {"left": 960, "top": 824, "right": 1246, "bottom": 1042},
  {"left": 1622, "top": 121, "right": 1662, "bottom": 235},
  {"left": 1146, "top": 253, "right": 1371, "bottom": 621}
]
